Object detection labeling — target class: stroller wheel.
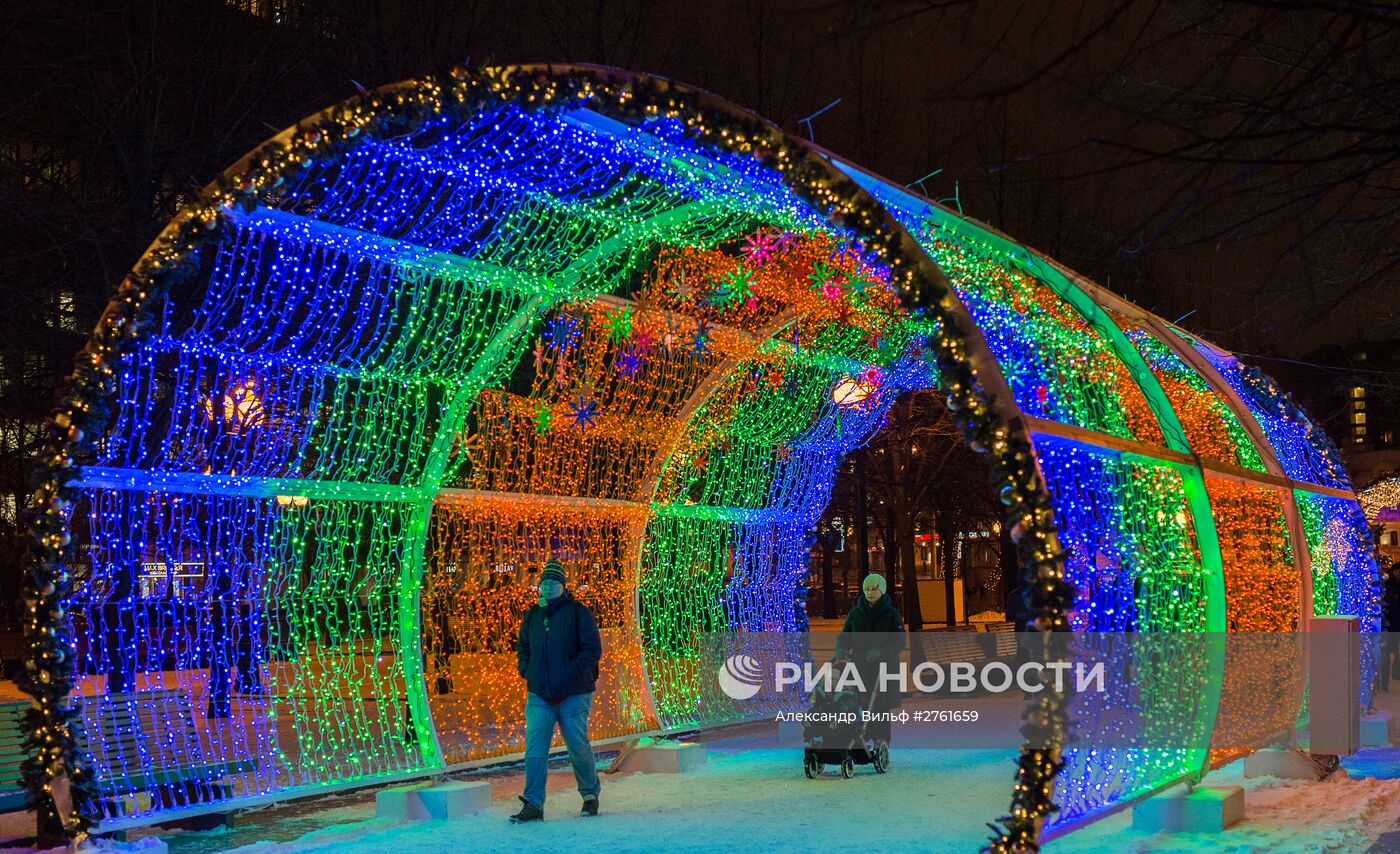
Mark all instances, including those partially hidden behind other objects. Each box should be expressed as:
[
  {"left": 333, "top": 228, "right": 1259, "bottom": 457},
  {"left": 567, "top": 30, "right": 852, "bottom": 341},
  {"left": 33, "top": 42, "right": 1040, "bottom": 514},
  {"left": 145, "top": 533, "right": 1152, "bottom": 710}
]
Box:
[
  {"left": 873, "top": 740, "right": 890, "bottom": 774},
  {"left": 804, "top": 752, "right": 820, "bottom": 779},
  {"left": 840, "top": 756, "right": 855, "bottom": 778}
]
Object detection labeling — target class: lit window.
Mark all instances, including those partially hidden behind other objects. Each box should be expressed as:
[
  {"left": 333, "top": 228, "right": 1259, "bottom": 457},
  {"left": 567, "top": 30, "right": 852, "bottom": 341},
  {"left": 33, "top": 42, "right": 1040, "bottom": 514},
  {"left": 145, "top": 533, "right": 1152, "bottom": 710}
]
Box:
[
  {"left": 0, "top": 421, "right": 18, "bottom": 453},
  {"left": 58, "top": 291, "right": 76, "bottom": 331},
  {"left": 1353, "top": 412, "right": 1367, "bottom": 425},
  {"left": 1352, "top": 386, "right": 1366, "bottom": 398}
]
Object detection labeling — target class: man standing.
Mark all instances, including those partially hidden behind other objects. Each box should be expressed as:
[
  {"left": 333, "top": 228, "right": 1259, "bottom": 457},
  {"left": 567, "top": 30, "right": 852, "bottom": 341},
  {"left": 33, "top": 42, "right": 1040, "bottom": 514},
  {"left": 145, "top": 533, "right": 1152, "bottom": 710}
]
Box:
[{"left": 511, "top": 558, "right": 603, "bottom": 823}]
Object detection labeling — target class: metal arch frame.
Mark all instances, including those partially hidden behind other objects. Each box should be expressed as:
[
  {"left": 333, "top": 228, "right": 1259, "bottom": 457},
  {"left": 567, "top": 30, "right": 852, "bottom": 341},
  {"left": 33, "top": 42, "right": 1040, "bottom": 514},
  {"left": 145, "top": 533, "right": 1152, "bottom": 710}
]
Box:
[
  {"left": 915, "top": 211, "right": 1228, "bottom": 622},
  {"left": 837, "top": 156, "right": 1376, "bottom": 836},
  {"left": 396, "top": 208, "right": 797, "bottom": 762},
  {"left": 1136, "top": 315, "right": 1317, "bottom": 625},
  {"left": 63, "top": 80, "right": 825, "bottom": 829},
  {"left": 53, "top": 62, "right": 1362, "bottom": 847},
  {"left": 821, "top": 159, "right": 1339, "bottom": 828},
  {"left": 75, "top": 197, "right": 783, "bottom": 785},
  {"left": 1054, "top": 268, "right": 1353, "bottom": 634},
  {"left": 911, "top": 205, "right": 1229, "bottom": 805},
  {"left": 548, "top": 86, "right": 1055, "bottom": 743}
]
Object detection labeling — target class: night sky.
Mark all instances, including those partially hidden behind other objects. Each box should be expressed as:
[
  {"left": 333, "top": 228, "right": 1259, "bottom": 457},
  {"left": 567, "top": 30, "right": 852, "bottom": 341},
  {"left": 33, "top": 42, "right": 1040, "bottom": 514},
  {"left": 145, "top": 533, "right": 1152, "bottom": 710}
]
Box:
[{"left": 6, "top": 0, "right": 1398, "bottom": 357}]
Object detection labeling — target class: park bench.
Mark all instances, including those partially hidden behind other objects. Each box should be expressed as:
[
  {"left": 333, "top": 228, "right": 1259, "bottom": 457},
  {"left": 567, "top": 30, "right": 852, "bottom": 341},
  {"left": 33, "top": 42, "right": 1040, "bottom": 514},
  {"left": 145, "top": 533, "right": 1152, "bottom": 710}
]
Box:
[
  {"left": 75, "top": 688, "right": 256, "bottom": 820},
  {"left": 914, "top": 623, "right": 1018, "bottom": 666},
  {"left": 0, "top": 700, "right": 28, "bottom": 812},
  {"left": 919, "top": 630, "right": 990, "bottom": 664},
  {"left": 975, "top": 621, "right": 1019, "bottom": 657}
]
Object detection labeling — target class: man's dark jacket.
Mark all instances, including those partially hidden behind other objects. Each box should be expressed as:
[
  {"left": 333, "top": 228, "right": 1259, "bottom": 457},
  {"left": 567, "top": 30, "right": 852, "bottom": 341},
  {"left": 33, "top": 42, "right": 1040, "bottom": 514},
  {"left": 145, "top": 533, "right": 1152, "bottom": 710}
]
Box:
[{"left": 517, "top": 591, "right": 602, "bottom": 702}]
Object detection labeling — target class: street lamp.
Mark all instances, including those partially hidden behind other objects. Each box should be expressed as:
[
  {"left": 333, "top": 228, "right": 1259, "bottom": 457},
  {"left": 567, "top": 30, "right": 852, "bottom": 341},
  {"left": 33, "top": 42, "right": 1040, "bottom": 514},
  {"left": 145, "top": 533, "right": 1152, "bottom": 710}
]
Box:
[{"left": 831, "top": 377, "right": 872, "bottom": 407}]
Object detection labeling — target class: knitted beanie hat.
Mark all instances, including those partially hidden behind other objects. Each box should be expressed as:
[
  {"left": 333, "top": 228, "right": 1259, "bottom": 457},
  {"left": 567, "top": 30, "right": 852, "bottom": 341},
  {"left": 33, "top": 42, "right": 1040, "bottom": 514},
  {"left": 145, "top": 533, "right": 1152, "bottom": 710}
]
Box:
[{"left": 540, "top": 558, "right": 567, "bottom": 585}]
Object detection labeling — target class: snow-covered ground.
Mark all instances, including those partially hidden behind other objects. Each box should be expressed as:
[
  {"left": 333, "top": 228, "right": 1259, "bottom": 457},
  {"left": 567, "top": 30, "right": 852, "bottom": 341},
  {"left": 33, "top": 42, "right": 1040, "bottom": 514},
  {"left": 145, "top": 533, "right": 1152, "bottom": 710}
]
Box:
[
  {"left": 1056, "top": 762, "right": 1400, "bottom": 854},
  {"left": 12, "top": 713, "right": 1400, "bottom": 853},
  {"left": 88, "top": 739, "right": 1400, "bottom": 854},
  {"left": 168, "top": 739, "right": 1022, "bottom": 854}
]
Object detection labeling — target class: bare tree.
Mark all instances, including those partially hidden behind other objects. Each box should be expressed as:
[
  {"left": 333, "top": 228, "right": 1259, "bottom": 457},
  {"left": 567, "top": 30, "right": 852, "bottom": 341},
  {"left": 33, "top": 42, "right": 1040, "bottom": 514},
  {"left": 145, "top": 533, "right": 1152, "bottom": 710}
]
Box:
[{"left": 859, "top": 389, "right": 998, "bottom": 628}]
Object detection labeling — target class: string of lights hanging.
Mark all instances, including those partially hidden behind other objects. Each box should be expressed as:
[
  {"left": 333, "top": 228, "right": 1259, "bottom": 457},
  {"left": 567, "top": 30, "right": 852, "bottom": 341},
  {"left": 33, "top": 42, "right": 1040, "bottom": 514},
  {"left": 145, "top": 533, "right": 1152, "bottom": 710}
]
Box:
[{"left": 21, "top": 65, "right": 1380, "bottom": 852}]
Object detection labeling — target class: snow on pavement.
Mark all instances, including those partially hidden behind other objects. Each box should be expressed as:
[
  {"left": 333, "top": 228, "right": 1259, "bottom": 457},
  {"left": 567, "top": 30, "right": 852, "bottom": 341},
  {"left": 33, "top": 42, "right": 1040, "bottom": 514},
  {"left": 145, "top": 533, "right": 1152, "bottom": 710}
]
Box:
[
  {"left": 16, "top": 735, "right": 1400, "bottom": 853},
  {"left": 174, "top": 748, "right": 1400, "bottom": 854},
  {"left": 213, "top": 747, "right": 1019, "bottom": 854},
  {"left": 1054, "top": 761, "right": 1400, "bottom": 854}
]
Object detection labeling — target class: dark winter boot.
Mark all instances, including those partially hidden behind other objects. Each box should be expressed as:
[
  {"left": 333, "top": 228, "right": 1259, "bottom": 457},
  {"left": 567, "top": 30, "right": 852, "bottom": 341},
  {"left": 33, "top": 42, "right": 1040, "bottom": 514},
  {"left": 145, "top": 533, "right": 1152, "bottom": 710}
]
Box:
[
  {"left": 581, "top": 796, "right": 599, "bottom": 817},
  {"left": 510, "top": 796, "right": 543, "bottom": 823}
]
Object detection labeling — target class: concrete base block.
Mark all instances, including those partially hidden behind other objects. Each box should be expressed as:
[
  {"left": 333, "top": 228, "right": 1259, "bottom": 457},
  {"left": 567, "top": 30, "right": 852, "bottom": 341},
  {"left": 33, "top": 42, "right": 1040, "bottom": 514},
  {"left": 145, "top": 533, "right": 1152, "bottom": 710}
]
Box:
[
  {"left": 376, "top": 783, "right": 433, "bottom": 821},
  {"left": 377, "top": 780, "right": 492, "bottom": 821},
  {"left": 416, "top": 780, "right": 491, "bottom": 819},
  {"left": 1132, "top": 785, "right": 1244, "bottom": 833},
  {"left": 1244, "top": 748, "right": 1325, "bottom": 780},
  {"left": 1362, "top": 711, "right": 1392, "bottom": 747},
  {"left": 618, "top": 740, "right": 707, "bottom": 773},
  {"left": 778, "top": 719, "right": 804, "bottom": 746}
]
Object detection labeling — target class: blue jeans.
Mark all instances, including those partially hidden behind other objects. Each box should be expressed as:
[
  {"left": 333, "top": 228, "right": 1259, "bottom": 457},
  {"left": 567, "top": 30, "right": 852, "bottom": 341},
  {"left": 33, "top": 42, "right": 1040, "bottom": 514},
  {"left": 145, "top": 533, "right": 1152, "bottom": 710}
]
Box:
[{"left": 523, "top": 691, "right": 600, "bottom": 808}]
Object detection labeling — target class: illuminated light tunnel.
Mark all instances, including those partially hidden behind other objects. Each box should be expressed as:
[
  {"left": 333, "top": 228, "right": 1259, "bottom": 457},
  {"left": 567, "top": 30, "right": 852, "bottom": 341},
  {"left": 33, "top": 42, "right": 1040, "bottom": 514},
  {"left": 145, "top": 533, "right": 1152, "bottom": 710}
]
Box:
[{"left": 22, "top": 66, "right": 1381, "bottom": 848}]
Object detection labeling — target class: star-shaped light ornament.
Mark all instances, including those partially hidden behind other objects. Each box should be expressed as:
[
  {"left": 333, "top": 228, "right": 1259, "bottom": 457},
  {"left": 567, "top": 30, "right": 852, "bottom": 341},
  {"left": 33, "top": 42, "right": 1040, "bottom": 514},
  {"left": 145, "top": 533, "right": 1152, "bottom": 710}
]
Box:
[
  {"left": 616, "top": 347, "right": 644, "bottom": 379},
  {"left": 690, "top": 322, "right": 713, "bottom": 358},
  {"left": 449, "top": 429, "right": 484, "bottom": 461},
  {"left": 772, "top": 231, "right": 799, "bottom": 254},
  {"left": 847, "top": 269, "right": 876, "bottom": 296},
  {"left": 546, "top": 314, "right": 582, "bottom": 353},
  {"left": 720, "top": 267, "right": 755, "bottom": 307},
  {"left": 808, "top": 261, "right": 839, "bottom": 291},
  {"left": 604, "top": 306, "right": 633, "bottom": 343},
  {"left": 566, "top": 396, "right": 599, "bottom": 433},
  {"left": 534, "top": 401, "right": 554, "bottom": 435},
  {"left": 671, "top": 275, "right": 696, "bottom": 304},
  {"left": 742, "top": 232, "right": 778, "bottom": 266},
  {"left": 856, "top": 366, "right": 886, "bottom": 409}
]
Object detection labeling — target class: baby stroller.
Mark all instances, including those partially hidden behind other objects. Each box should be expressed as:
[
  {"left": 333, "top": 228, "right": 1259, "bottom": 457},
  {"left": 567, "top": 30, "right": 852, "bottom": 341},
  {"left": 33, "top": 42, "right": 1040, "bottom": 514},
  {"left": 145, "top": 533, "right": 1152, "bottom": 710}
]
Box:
[{"left": 801, "top": 680, "right": 890, "bottom": 778}]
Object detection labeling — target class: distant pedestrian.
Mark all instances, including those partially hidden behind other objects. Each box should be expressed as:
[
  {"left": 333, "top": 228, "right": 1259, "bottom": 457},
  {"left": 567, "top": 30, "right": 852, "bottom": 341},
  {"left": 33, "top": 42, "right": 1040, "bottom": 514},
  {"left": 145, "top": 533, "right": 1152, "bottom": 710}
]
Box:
[
  {"left": 511, "top": 559, "right": 603, "bottom": 823},
  {"left": 1382, "top": 563, "right": 1400, "bottom": 692}
]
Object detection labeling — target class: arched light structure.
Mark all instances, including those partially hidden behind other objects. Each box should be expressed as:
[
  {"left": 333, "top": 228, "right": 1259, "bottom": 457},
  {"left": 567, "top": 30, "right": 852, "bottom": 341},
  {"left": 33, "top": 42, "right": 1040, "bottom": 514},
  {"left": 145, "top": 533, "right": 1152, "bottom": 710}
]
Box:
[{"left": 23, "top": 66, "right": 1380, "bottom": 849}]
